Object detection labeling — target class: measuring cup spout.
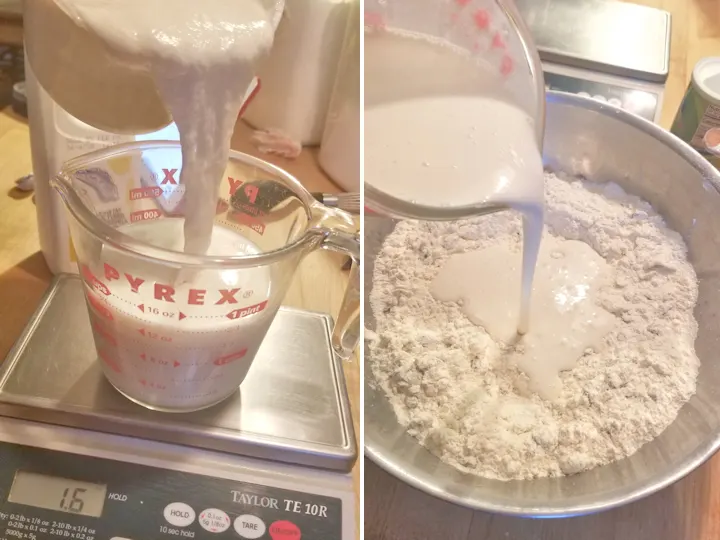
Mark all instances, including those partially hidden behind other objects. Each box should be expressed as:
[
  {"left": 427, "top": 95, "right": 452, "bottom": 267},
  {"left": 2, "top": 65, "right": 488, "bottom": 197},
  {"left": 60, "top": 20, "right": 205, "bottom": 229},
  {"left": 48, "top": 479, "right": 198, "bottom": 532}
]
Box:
[{"left": 51, "top": 171, "right": 87, "bottom": 224}]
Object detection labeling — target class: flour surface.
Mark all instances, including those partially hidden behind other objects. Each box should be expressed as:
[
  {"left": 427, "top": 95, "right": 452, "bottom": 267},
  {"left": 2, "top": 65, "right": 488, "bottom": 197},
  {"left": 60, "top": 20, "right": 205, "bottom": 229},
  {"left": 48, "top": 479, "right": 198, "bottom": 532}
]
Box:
[{"left": 368, "top": 172, "right": 700, "bottom": 480}]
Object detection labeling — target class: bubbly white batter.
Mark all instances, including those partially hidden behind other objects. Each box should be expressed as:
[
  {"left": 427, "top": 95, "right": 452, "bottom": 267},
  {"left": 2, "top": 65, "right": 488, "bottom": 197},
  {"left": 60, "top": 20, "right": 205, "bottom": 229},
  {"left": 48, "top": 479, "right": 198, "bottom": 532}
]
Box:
[
  {"left": 89, "top": 220, "right": 275, "bottom": 411},
  {"left": 431, "top": 236, "right": 615, "bottom": 400},
  {"left": 365, "top": 30, "right": 544, "bottom": 348}
]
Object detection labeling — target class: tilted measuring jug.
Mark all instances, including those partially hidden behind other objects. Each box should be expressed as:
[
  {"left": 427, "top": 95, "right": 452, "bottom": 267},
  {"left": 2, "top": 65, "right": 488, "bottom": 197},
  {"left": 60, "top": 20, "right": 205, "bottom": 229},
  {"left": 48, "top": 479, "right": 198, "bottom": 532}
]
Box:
[
  {"left": 25, "top": 0, "right": 285, "bottom": 133},
  {"left": 52, "top": 142, "right": 359, "bottom": 412},
  {"left": 363, "top": 0, "right": 546, "bottom": 221}
]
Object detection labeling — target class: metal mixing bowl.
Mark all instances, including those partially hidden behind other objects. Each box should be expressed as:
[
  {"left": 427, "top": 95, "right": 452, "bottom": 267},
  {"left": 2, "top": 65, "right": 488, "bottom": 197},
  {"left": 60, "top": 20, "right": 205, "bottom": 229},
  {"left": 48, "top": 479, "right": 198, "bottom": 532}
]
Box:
[{"left": 364, "top": 91, "right": 720, "bottom": 517}]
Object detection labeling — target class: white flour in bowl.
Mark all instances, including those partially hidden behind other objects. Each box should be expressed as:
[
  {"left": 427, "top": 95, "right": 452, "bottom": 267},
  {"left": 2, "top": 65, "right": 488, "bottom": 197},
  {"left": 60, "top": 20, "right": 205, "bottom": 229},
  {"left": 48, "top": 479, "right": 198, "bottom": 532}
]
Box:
[{"left": 368, "top": 171, "right": 700, "bottom": 481}]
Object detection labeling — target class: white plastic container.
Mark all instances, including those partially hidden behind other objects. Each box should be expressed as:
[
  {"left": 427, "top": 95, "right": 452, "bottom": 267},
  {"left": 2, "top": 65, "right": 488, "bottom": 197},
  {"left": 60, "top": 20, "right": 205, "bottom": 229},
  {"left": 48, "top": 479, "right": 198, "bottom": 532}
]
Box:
[
  {"left": 25, "top": 58, "right": 138, "bottom": 275},
  {"left": 318, "top": 0, "right": 359, "bottom": 191},
  {"left": 244, "top": 0, "right": 353, "bottom": 146}
]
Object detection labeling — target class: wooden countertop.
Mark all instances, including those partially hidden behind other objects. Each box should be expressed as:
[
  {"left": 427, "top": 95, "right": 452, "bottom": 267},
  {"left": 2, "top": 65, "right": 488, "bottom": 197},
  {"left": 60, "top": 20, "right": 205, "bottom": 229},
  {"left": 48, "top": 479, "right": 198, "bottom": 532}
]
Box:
[
  {"left": 366, "top": 1, "right": 720, "bottom": 539},
  {"left": 0, "top": 112, "right": 359, "bottom": 534}
]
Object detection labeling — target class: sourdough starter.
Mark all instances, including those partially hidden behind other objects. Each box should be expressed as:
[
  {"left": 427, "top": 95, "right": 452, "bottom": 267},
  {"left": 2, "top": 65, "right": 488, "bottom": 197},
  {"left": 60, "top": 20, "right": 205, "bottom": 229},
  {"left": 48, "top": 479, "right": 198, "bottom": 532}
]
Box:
[
  {"left": 365, "top": 29, "right": 544, "bottom": 338},
  {"left": 88, "top": 221, "right": 275, "bottom": 411},
  {"left": 368, "top": 173, "right": 700, "bottom": 480}
]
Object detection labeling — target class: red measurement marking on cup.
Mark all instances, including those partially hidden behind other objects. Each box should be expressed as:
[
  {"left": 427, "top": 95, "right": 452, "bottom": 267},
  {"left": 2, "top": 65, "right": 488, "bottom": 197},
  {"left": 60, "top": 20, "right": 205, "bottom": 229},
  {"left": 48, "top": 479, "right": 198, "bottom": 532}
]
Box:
[
  {"left": 491, "top": 31, "right": 505, "bottom": 49},
  {"left": 473, "top": 9, "right": 491, "bottom": 30},
  {"left": 500, "top": 54, "right": 514, "bottom": 76},
  {"left": 213, "top": 349, "right": 248, "bottom": 366},
  {"left": 226, "top": 301, "right": 268, "bottom": 320},
  {"left": 87, "top": 292, "right": 114, "bottom": 321},
  {"left": 234, "top": 200, "right": 264, "bottom": 217},
  {"left": 130, "top": 209, "right": 162, "bottom": 223},
  {"left": 129, "top": 186, "right": 163, "bottom": 200},
  {"left": 139, "top": 379, "right": 166, "bottom": 390},
  {"left": 137, "top": 303, "right": 187, "bottom": 320},
  {"left": 98, "top": 350, "right": 122, "bottom": 374},
  {"left": 216, "top": 199, "right": 229, "bottom": 215},
  {"left": 231, "top": 211, "right": 266, "bottom": 235},
  {"left": 228, "top": 176, "right": 244, "bottom": 196},
  {"left": 140, "top": 353, "right": 181, "bottom": 367},
  {"left": 92, "top": 321, "right": 117, "bottom": 347},
  {"left": 137, "top": 328, "right": 173, "bottom": 342},
  {"left": 160, "top": 168, "right": 178, "bottom": 185},
  {"left": 364, "top": 11, "right": 385, "bottom": 30},
  {"left": 226, "top": 182, "right": 261, "bottom": 205},
  {"left": 81, "top": 265, "right": 111, "bottom": 296}
]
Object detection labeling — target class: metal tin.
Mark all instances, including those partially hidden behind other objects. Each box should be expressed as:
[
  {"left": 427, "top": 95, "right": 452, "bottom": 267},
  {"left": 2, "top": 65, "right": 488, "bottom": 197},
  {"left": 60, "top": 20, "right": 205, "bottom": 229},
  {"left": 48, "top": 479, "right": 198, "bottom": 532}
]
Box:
[
  {"left": 515, "top": 0, "right": 671, "bottom": 83},
  {"left": 671, "top": 57, "right": 720, "bottom": 169},
  {"left": 0, "top": 274, "right": 357, "bottom": 472}
]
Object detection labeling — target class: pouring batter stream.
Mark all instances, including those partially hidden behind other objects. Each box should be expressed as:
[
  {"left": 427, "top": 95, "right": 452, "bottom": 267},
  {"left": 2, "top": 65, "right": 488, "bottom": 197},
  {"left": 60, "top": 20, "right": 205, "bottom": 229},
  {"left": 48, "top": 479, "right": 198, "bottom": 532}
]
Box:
[{"left": 365, "top": 30, "right": 613, "bottom": 397}]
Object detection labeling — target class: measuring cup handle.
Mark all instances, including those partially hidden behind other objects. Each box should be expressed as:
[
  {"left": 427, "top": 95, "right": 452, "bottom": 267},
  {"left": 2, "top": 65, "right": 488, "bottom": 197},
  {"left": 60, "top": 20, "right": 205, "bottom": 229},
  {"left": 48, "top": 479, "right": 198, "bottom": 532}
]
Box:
[
  {"left": 330, "top": 254, "right": 360, "bottom": 361},
  {"left": 311, "top": 204, "right": 360, "bottom": 360}
]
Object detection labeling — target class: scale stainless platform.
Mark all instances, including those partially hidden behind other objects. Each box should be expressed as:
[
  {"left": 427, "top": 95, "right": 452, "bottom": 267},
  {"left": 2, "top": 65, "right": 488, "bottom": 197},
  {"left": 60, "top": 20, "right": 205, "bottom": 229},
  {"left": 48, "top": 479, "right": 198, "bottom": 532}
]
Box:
[
  {"left": 515, "top": 0, "right": 671, "bottom": 83},
  {"left": 0, "top": 274, "right": 357, "bottom": 472},
  {"left": 514, "top": 0, "right": 672, "bottom": 124}
]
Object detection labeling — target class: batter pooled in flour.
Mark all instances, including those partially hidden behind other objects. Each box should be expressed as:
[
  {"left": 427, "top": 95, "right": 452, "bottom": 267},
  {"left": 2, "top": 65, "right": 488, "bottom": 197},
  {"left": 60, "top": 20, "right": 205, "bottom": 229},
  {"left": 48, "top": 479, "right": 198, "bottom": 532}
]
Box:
[
  {"left": 364, "top": 30, "right": 545, "bottom": 335},
  {"left": 368, "top": 172, "right": 700, "bottom": 481}
]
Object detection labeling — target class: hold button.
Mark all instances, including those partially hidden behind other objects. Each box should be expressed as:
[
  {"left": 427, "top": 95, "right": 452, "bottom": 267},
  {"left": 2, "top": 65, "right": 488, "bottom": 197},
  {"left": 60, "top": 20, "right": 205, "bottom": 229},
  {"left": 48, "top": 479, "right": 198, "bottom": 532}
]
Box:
[{"left": 163, "top": 502, "right": 196, "bottom": 527}]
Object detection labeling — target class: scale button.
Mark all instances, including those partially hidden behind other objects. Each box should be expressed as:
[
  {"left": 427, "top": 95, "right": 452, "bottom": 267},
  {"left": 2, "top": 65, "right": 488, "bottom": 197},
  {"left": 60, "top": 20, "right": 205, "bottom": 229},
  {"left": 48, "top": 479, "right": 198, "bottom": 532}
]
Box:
[
  {"left": 268, "top": 520, "right": 301, "bottom": 540},
  {"left": 234, "top": 514, "right": 266, "bottom": 539},
  {"left": 199, "top": 508, "right": 231, "bottom": 533},
  {"left": 163, "top": 502, "right": 196, "bottom": 527}
]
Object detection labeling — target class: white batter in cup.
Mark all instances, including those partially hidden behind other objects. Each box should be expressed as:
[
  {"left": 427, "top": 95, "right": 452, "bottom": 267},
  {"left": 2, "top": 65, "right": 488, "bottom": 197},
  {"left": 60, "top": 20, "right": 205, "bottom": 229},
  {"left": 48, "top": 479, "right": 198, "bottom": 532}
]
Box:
[{"left": 53, "top": 142, "right": 359, "bottom": 412}]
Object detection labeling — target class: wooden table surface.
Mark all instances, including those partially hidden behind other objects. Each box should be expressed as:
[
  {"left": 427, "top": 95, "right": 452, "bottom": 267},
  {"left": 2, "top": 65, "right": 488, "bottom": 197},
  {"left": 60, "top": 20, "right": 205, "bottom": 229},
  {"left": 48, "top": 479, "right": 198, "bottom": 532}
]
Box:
[
  {"left": 365, "top": 1, "right": 720, "bottom": 539},
  {"left": 0, "top": 111, "right": 360, "bottom": 534}
]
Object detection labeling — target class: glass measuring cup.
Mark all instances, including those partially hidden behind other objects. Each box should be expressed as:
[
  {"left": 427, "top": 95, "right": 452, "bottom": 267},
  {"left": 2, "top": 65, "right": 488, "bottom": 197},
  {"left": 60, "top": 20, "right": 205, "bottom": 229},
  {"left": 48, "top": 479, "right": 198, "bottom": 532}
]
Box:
[
  {"left": 52, "top": 142, "right": 359, "bottom": 412},
  {"left": 363, "top": 0, "right": 546, "bottom": 221}
]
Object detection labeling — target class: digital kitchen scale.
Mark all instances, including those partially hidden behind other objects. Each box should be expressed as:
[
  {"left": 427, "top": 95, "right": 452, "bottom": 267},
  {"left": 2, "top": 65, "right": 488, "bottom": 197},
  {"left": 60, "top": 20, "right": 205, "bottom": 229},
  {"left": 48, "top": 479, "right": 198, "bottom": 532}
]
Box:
[
  {"left": 515, "top": 0, "right": 671, "bottom": 124},
  {"left": 515, "top": 0, "right": 671, "bottom": 83},
  {"left": 0, "top": 274, "right": 357, "bottom": 539},
  {"left": 542, "top": 62, "right": 664, "bottom": 124}
]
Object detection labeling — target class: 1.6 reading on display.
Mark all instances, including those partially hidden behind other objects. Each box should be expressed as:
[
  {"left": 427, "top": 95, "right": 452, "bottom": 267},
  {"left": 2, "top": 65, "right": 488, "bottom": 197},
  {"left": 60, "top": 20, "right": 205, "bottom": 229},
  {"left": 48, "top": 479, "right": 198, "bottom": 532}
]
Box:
[{"left": 8, "top": 471, "right": 106, "bottom": 518}]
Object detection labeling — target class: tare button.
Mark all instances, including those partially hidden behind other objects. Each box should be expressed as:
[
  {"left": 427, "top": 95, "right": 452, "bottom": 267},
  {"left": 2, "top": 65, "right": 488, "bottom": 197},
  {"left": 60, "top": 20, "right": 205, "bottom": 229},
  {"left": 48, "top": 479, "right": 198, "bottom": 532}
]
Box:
[
  {"left": 234, "top": 515, "right": 266, "bottom": 539},
  {"left": 163, "top": 502, "right": 196, "bottom": 527},
  {"left": 198, "top": 509, "right": 230, "bottom": 533}
]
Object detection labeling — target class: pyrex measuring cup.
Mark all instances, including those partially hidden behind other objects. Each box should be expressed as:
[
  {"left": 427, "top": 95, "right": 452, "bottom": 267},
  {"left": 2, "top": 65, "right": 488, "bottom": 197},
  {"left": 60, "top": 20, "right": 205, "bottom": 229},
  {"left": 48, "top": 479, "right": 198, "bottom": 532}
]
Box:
[
  {"left": 363, "top": 0, "right": 546, "bottom": 221},
  {"left": 52, "top": 142, "right": 359, "bottom": 412}
]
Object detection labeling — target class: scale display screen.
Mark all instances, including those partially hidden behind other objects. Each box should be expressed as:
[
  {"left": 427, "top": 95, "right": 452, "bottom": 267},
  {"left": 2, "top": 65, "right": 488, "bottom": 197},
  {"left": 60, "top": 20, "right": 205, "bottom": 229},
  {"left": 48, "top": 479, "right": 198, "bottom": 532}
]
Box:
[{"left": 8, "top": 471, "right": 106, "bottom": 518}]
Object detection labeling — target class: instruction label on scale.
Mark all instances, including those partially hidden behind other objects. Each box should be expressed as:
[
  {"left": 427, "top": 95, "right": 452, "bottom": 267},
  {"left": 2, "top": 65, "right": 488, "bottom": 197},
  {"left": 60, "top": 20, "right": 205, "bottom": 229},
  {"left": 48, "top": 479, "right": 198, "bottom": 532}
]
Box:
[{"left": 0, "top": 442, "right": 344, "bottom": 539}]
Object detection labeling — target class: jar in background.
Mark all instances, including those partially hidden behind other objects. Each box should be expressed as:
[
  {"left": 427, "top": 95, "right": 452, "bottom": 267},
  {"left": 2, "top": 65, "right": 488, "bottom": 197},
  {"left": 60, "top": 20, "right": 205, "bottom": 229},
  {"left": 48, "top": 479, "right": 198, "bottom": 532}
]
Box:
[
  {"left": 318, "top": 0, "right": 359, "bottom": 192},
  {"left": 244, "top": 0, "right": 354, "bottom": 146}
]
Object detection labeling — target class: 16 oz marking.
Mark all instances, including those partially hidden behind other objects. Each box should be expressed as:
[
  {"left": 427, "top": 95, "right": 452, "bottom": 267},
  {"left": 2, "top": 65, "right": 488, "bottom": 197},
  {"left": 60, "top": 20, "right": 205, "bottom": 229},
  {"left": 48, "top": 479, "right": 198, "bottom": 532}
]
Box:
[{"left": 146, "top": 306, "right": 177, "bottom": 318}]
